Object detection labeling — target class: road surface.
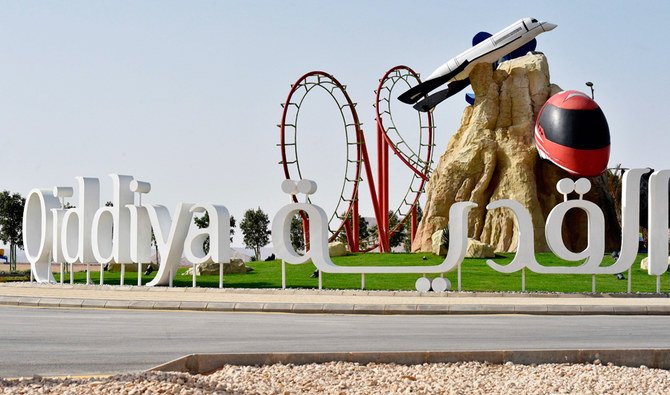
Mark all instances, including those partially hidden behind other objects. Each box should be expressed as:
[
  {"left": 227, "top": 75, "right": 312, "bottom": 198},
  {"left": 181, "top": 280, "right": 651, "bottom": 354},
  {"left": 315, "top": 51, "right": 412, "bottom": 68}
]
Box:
[{"left": 1, "top": 306, "right": 669, "bottom": 377}]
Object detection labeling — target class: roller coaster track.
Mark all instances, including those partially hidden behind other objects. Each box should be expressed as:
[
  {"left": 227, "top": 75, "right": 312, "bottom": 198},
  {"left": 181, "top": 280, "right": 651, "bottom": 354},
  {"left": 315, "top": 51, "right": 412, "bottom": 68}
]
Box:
[
  {"left": 279, "top": 67, "right": 434, "bottom": 252},
  {"left": 374, "top": 66, "right": 435, "bottom": 252}
]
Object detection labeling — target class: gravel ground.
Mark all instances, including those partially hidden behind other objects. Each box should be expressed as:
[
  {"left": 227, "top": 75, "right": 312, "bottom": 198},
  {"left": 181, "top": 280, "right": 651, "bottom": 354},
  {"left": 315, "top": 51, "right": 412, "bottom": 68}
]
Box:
[{"left": 2, "top": 361, "right": 670, "bottom": 394}]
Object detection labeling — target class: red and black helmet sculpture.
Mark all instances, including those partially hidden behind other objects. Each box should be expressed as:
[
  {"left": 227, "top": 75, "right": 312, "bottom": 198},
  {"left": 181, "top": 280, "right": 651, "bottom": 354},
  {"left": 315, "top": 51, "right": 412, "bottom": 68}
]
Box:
[{"left": 535, "top": 90, "right": 610, "bottom": 177}]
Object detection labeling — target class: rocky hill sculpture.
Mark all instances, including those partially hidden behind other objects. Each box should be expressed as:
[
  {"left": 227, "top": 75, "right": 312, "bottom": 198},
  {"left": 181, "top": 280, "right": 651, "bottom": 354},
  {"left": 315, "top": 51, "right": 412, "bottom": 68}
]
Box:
[{"left": 412, "top": 53, "right": 621, "bottom": 253}]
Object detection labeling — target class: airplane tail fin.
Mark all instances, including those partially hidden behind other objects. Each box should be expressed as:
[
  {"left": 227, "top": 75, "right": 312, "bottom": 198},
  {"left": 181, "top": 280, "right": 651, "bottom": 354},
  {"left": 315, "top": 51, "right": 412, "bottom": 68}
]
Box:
[
  {"left": 398, "top": 75, "right": 450, "bottom": 104},
  {"left": 399, "top": 60, "right": 471, "bottom": 105},
  {"left": 413, "top": 78, "right": 471, "bottom": 112}
]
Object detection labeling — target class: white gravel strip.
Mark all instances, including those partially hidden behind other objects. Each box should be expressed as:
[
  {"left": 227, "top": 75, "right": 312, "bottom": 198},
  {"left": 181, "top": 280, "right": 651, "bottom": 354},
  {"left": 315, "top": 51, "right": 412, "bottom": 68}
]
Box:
[{"left": 3, "top": 361, "right": 670, "bottom": 394}]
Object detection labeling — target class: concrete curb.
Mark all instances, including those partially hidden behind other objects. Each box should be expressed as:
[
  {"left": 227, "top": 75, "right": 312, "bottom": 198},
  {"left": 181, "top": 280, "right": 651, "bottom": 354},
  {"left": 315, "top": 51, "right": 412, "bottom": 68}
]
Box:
[
  {"left": 2, "top": 295, "right": 670, "bottom": 315},
  {"left": 4, "top": 282, "right": 670, "bottom": 298},
  {"left": 150, "top": 349, "right": 670, "bottom": 374},
  {"left": 3, "top": 283, "right": 670, "bottom": 316}
]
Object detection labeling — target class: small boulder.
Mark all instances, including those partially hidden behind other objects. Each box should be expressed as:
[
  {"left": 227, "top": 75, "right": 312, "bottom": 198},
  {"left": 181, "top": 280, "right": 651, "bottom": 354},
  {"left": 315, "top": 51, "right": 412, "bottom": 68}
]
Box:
[
  {"left": 328, "top": 241, "right": 348, "bottom": 257},
  {"left": 431, "top": 230, "right": 448, "bottom": 256},
  {"left": 640, "top": 256, "right": 670, "bottom": 271},
  {"left": 184, "top": 259, "right": 250, "bottom": 276},
  {"left": 465, "top": 239, "right": 495, "bottom": 258}
]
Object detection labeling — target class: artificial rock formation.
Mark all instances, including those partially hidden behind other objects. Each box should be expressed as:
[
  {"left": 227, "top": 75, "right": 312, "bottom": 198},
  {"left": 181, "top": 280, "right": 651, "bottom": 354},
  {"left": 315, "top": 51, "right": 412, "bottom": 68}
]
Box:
[
  {"left": 413, "top": 53, "right": 621, "bottom": 253},
  {"left": 184, "top": 259, "right": 250, "bottom": 276},
  {"left": 640, "top": 257, "right": 670, "bottom": 271},
  {"left": 328, "top": 241, "right": 348, "bottom": 257},
  {"left": 431, "top": 230, "right": 448, "bottom": 256},
  {"left": 465, "top": 239, "right": 495, "bottom": 258},
  {"left": 430, "top": 230, "right": 494, "bottom": 258}
]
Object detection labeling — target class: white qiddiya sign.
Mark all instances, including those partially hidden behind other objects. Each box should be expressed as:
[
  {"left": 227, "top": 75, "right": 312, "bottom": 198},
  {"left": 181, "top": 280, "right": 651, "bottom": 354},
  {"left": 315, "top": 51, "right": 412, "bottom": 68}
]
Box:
[
  {"left": 23, "top": 174, "right": 230, "bottom": 286},
  {"left": 272, "top": 169, "right": 669, "bottom": 289},
  {"left": 23, "top": 169, "right": 669, "bottom": 291}
]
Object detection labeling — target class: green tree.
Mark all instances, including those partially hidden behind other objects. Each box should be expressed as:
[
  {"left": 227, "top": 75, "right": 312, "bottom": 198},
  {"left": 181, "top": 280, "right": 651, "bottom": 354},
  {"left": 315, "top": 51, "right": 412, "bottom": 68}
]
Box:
[
  {"left": 403, "top": 204, "right": 423, "bottom": 252},
  {"left": 388, "top": 211, "right": 408, "bottom": 248},
  {"left": 240, "top": 207, "right": 270, "bottom": 261},
  {"left": 290, "top": 214, "right": 305, "bottom": 252},
  {"left": 415, "top": 204, "right": 423, "bottom": 223},
  {"left": 0, "top": 191, "right": 25, "bottom": 272},
  {"left": 193, "top": 212, "right": 237, "bottom": 253},
  {"left": 149, "top": 230, "right": 162, "bottom": 268},
  {"left": 358, "top": 216, "right": 370, "bottom": 247},
  {"left": 337, "top": 213, "right": 370, "bottom": 249},
  {"left": 370, "top": 211, "right": 408, "bottom": 250}
]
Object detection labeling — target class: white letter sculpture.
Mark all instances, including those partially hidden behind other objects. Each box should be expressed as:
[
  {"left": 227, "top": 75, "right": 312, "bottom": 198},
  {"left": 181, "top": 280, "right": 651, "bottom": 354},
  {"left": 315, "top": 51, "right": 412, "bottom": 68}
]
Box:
[
  {"left": 272, "top": 179, "right": 477, "bottom": 291},
  {"left": 23, "top": 189, "right": 60, "bottom": 282},
  {"left": 647, "top": 170, "right": 670, "bottom": 275},
  {"left": 487, "top": 170, "right": 657, "bottom": 275},
  {"left": 91, "top": 175, "right": 134, "bottom": 264},
  {"left": 23, "top": 174, "right": 232, "bottom": 286},
  {"left": 22, "top": 169, "right": 669, "bottom": 290},
  {"left": 61, "top": 177, "right": 100, "bottom": 266},
  {"left": 144, "top": 203, "right": 194, "bottom": 286}
]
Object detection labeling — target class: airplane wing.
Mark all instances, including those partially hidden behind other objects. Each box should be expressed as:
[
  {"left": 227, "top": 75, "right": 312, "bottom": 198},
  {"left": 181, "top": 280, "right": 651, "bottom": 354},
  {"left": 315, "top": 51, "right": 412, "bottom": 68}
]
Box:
[
  {"left": 412, "top": 78, "right": 471, "bottom": 112},
  {"left": 397, "top": 60, "right": 470, "bottom": 104}
]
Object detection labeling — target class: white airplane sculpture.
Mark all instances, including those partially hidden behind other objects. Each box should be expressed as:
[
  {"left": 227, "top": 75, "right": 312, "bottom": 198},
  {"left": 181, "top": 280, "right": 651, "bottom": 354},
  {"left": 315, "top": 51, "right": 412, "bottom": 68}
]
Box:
[{"left": 399, "top": 17, "right": 557, "bottom": 112}]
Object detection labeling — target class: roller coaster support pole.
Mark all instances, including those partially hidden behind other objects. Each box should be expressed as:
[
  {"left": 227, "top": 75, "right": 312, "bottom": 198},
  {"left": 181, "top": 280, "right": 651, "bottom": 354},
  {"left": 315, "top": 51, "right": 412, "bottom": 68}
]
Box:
[
  {"left": 351, "top": 196, "right": 360, "bottom": 252},
  {"left": 358, "top": 126, "right": 387, "bottom": 252},
  {"left": 301, "top": 214, "right": 311, "bottom": 252},
  {"left": 376, "top": 121, "right": 390, "bottom": 252},
  {"left": 294, "top": 211, "right": 311, "bottom": 252},
  {"left": 343, "top": 216, "right": 356, "bottom": 252},
  {"left": 411, "top": 204, "right": 418, "bottom": 244}
]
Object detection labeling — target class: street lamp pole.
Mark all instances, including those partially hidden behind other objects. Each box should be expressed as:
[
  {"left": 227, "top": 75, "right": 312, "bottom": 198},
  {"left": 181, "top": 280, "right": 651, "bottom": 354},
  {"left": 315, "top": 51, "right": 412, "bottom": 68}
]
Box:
[{"left": 585, "top": 81, "right": 594, "bottom": 99}]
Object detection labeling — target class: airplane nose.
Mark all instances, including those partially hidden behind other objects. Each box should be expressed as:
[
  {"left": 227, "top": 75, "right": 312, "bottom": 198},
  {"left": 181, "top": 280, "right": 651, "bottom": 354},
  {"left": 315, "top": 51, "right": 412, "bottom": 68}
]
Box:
[{"left": 541, "top": 22, "right": 557, "bottom": 32}]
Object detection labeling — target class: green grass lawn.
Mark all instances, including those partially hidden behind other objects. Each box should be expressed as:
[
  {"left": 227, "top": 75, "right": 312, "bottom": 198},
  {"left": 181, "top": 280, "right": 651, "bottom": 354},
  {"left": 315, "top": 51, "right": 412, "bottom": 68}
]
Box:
[
  {"left": 53, "top": 253, "right": 667, "bottom": 293},
  {"left": 0, "top": 270, "right": 30, "bottom": 283}
]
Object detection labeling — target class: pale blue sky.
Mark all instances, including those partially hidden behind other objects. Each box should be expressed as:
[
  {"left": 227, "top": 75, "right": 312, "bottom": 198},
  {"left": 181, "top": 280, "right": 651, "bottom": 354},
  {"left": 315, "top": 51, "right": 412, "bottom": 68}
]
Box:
[{"left": 1, "top": 1, "right": 668, "bottom": 246}]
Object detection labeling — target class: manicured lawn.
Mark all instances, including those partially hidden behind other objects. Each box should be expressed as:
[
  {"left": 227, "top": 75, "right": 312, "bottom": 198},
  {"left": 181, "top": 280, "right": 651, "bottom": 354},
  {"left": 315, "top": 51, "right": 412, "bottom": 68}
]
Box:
[
  {"left": 53, "top": 253, "right": 667, "bottom": 293},
  {"left": 0, "top": 271, "right": 30, "bottom": 283}
]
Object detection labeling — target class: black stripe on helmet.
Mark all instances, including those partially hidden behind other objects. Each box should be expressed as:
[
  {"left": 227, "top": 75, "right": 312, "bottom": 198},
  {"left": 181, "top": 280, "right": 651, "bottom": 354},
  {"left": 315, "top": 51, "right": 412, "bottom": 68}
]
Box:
[{"left": 538, "top": 104, "right": 610, "bottom": 150}]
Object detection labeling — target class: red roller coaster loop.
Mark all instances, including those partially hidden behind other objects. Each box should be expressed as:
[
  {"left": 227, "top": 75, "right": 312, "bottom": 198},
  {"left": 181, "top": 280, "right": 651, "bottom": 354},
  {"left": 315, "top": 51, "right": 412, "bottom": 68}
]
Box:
[
  {"left": 279, "top": 67, "right": 434, "bottom": 253},
  {"left": 375, "top": 66, "right": 435, "bottom": 252}
]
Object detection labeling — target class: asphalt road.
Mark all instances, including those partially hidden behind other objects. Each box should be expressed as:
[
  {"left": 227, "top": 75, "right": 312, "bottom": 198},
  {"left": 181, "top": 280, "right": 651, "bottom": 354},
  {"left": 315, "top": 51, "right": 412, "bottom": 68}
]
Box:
[{"left": 2, "top": 306, "right": 670, "bottom": 377}]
